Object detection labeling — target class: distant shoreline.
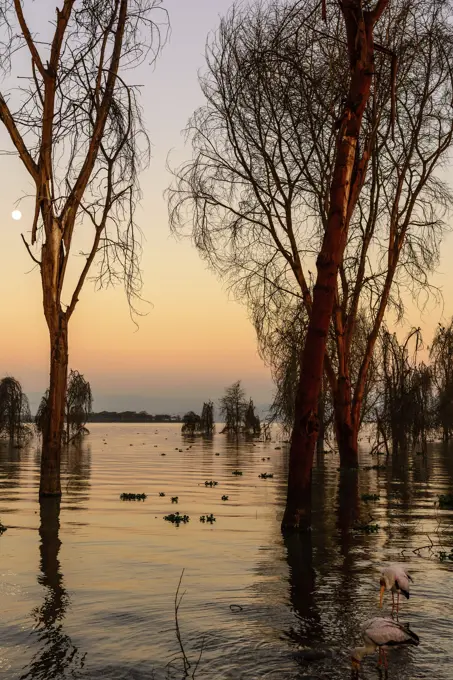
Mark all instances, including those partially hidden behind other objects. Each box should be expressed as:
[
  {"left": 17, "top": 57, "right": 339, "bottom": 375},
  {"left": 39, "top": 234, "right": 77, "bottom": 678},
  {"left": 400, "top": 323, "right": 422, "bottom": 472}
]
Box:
[{"left": 87, "top": 412, "right": 183, "bottom": 424}]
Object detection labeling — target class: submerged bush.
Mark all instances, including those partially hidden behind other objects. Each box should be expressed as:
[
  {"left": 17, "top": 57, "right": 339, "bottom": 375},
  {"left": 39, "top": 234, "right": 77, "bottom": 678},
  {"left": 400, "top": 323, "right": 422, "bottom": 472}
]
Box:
[{"left": 120, "top": 493, "right": 147, "bottom": 501}]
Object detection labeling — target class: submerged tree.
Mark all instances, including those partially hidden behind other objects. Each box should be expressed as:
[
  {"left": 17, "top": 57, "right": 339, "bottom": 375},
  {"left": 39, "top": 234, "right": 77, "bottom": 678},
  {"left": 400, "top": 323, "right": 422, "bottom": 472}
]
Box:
[
  {"left": 430, "top": 320, "right": 453, "bottom": 442},
  {"left": 169, "top": 0, "right": 453, "bottom": 529},
  {"left": 375, "top": 328, "right": 434, "bottom": 456},
  {"left": 181, "top": 411, "right": 202, "bottom": 435},
  {"left": 0, "top": 377, "right": 31, "bottom": 443},
  {"left": 35, "top": 391, "right": 50, "bottom": 440},
  {"left": 0, "top": 2, "right": 167, "bottom": 497},
  {"left": 219, "top": 381, "right": 248, "bottom": 436},
  {"left": 200, "top": 401, "right": 215, "bottom": 435},
  {"left": 244, "top": 398, "right": 261, "bottom": 436},
  {"left": 65, "top": 370, "right": 92, "bottom": 444}
]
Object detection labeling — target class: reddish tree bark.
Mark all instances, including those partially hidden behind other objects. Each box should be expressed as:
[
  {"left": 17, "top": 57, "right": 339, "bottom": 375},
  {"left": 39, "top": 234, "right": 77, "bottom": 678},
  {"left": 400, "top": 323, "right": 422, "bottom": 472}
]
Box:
[{"left": 282, "top": 0, "right": 390, "bottom": 531}]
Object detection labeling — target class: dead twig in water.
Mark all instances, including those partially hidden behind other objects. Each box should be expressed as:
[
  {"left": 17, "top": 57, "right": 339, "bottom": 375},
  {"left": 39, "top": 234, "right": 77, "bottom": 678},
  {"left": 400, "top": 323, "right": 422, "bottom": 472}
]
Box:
[{"left": 167, "top": 569, "right": 205, "bottom": 679}]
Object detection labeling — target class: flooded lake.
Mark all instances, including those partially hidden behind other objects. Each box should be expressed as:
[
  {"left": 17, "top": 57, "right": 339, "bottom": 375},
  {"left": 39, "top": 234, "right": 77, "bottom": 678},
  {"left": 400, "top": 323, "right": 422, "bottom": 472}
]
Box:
[{"left": 1, "top": 424, "right": 453, "bottom": 679}]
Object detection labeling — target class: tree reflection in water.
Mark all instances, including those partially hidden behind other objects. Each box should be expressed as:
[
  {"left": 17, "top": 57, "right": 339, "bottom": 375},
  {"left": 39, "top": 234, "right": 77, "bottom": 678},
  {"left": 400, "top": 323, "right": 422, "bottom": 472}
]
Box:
[{"left": 20, "top": 498, "right": 86, "bottom": 680}]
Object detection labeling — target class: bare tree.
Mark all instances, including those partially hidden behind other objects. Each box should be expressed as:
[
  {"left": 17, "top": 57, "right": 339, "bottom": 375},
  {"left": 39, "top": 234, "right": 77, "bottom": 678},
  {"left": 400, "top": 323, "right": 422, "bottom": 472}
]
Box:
[
  {"left": 244, "top": 398, "right": 261, "bottom": 436},
  {"left": 200, "top": 400, "right": 215, "bottom": 436},
  {"left": 168, "top": 0, "right": 453, "bottom": 529},
  {"left": 430, "top": 320, "right": 453, "bottom": 441},
  {"left": 219, "top": 381, "right": 247, "bottom": 436},
  {"left": 0, "top": 376, "right": 31, "bottom": 444},
  {"left": 0, "top": 1, "right": 167, "bottom": 496},
  {"left": 375, "top": 328, "right": 434, "bottom": 456}
]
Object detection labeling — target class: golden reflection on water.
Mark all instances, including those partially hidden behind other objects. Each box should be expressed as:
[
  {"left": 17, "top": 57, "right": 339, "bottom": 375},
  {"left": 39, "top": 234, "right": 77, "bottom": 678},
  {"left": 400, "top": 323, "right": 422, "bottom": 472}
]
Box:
[{"left": 0, "top": 426, "right": 453, "bottom": 679}]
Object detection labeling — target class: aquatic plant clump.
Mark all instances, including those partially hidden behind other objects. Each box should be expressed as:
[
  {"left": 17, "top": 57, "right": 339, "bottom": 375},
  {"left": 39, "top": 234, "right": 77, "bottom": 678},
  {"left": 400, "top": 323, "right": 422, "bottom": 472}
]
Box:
[
  {"left": 361, "top": 493, "right": 380, "bottom": 502},
  {"left": 171, "top": 496, "right": 179, "bottom": 503},
  {"left": 0, "top": 521, "right": 7, "bottom": 535},
  {"left": 232, "top": 470, "right": 243, "bottom": 476},
  {"left": 438, "top": 494, "right": 453, "bottom": 509},
  {"left": 200, "top": 514, "right": 216, "bottom": 523},
  {"left": 259, "top": 473, "right": 273, "bottom": 479},
  {"left": 164, "top": 512, "right": 190, "bottom": 525},
  {"left": 221, "top": 495, "right": 229, "bottom": 501},
  {"left": 438, "top": 548, "right": 453, "bottom": 562},
  {"left": 204, "top": 480, "right": 218, "bottom": 487},
  {"left": 120, "top": 493, "right": 147, "bottom": 501}
]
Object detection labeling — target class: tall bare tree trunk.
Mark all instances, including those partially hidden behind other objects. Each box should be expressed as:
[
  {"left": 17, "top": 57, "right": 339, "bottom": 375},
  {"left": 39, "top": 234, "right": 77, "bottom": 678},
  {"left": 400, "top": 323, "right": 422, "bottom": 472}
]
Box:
[
  {"left": 282, "top": 1, "right": 388, "bottom": 531},
  {"left": 40, "top": 314, "right": 68, "bottom": 497}
]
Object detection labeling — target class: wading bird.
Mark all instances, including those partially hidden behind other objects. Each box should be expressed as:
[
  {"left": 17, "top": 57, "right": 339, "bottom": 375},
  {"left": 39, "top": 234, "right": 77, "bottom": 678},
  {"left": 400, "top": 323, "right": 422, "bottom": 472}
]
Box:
[
  {"left": 379, "top": 565, "right": 413, "bottom": 614},
  {"left": 351, "top": 617, "right": 420, "bottom": 672}
]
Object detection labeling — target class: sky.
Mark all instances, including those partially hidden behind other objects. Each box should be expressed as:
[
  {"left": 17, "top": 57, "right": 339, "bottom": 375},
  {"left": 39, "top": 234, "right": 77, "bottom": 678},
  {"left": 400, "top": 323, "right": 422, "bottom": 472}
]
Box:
[
  {"left": 0, "top": 1, "right": 452, "bottom": 415},
  {"left": 0, "top": 0, "right": 274, "bottom": 415}
]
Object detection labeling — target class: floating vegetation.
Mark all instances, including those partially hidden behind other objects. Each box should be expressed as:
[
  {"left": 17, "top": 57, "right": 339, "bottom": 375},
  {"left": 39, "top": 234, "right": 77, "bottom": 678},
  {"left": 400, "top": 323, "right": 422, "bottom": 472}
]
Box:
[
  {"left": 353, "top": 522, "right": 379, "bottom": 534},
  {"left": 164, "top": 512, "right": 189, "bottom": 525},
  {"left": 171, "top": 496, "right": 179, "bottom": 503},
  {"left": 361, "top": 493, "right": 380, "bottom": 502},
  {"left": 232, "top": 470, "right": 243, "bottom": 476},
  {"left": 215, "top": 452, "right": 220, "bottom": 456},
  {"left": 259, "top": 472, "right": 273, "bottom": 479},
  {"left": 159, "top": 492, "right": 166, "bottom": 497},
  {"left": 120, "top": 493, "right": 147, "bottom": 501},
  {"left": 275, "top": 446, "right": 281, "bottom": 450},
  {"left": 200, "top": 514, "right": 216, "bottom": 524},
  {"left": 438, "top": 548, "right": 453, "bottom": 562},
  {"left": 161, "top": 453, "right": 166, "bottom": 456},
  {"left": 221, "top": 495, "right": 229, "bottom": 501},
  {"left": 204, "top": 480, "right": 218, "bottom": 487},
  {"left": 0, "top": 521, "right": 7, "bottom": 535},
  {"left": 438, "top": 494, "right": 453, "bottom": 509}
]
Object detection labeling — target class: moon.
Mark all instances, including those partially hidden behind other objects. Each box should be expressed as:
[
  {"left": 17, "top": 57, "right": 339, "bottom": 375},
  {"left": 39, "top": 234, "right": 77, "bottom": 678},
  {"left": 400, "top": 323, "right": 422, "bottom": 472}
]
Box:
[{"left": 12, "top": 209, "right": 22, "bottom": 221}]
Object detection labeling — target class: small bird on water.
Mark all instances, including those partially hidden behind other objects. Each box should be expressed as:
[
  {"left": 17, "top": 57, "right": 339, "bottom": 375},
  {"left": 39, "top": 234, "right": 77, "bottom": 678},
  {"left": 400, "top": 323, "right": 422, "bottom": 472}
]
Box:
[
  {"left": 351, "top": 617, "right": 420, "bottom": 672},
  {"left": 379, "top": 564, "right": 413, "bottom": 614}
]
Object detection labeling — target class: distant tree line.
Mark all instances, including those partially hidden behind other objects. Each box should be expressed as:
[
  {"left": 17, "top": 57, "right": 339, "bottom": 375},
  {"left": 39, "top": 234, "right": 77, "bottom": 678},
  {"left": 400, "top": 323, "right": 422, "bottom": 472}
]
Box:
[{"left": 90, "top": 412, "right": 183, "bottom": 423}]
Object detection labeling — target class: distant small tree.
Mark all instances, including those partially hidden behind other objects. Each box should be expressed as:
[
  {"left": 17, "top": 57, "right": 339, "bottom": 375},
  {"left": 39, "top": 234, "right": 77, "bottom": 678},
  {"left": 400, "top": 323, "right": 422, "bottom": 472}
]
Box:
[
  {"left": 430, "top": 320, "right": 453, "bottom": 442},
  {"left": 181, "top": 411, "right": 202, "bottom": 435},
  {"left": 0, "top": 377, "right": 31, "bottom": 443},
  {"left": 35, "top": 391, "right": 50, "bottom": 439},
  {"left": 65, "top": 370, "right": 92, "bottom": 444},
  {"left": 375, "top": 328, "right": 434, "bottom": 456},
  {"left": 244, "top": 399, "right": 261, "bottom": 436},
  {"left": 219, "top": 381, "right": 247, "bottom": 436},
  {"left": 200, "top": 401, "right": 215, "bottom": 435}
]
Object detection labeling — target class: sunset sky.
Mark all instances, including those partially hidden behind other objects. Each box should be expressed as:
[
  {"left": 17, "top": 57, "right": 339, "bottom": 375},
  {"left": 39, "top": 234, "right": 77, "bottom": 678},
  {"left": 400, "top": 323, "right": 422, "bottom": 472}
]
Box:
[{"left": 0, "top": 0, "right": 452, "bottom": 415}]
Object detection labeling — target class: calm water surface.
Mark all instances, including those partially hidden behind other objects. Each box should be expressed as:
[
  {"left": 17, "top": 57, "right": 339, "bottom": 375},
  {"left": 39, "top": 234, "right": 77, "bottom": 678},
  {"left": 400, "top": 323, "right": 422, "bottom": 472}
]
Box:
[{"left": 1, "top": 424, "right": 453, "bottom": 679}]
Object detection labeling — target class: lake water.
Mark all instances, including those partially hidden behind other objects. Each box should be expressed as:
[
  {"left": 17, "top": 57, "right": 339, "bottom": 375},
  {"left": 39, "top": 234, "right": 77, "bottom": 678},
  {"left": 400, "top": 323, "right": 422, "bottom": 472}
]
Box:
[{"left": 1, "top": 424, "right": 453, "bottom": 679}]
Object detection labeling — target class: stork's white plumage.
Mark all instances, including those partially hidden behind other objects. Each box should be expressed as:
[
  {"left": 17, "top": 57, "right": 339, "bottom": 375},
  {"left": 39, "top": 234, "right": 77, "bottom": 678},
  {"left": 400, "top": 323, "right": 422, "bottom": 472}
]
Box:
[
  {"left": 351, "top": 617, "right": 420, "bottom": 670},
  {"left": 379, "top": 564, "right": 413, "bottom": 613}
]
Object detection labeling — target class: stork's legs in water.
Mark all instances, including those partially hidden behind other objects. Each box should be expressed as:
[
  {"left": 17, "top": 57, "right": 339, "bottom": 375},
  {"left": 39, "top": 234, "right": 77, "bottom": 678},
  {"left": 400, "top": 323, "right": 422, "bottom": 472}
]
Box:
[
  {"left": 391, "top": 591, "right": 400, "bottom": 620},
  {"left": 378, "top": 647, "right": 389, "bottom": 669}
]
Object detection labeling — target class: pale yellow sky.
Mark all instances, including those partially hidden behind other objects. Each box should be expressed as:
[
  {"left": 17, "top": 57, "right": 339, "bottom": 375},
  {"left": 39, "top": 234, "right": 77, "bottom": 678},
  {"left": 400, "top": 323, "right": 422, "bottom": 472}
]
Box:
[{"left": 0, "top": 0, "right": 452, "bottom": 414}]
